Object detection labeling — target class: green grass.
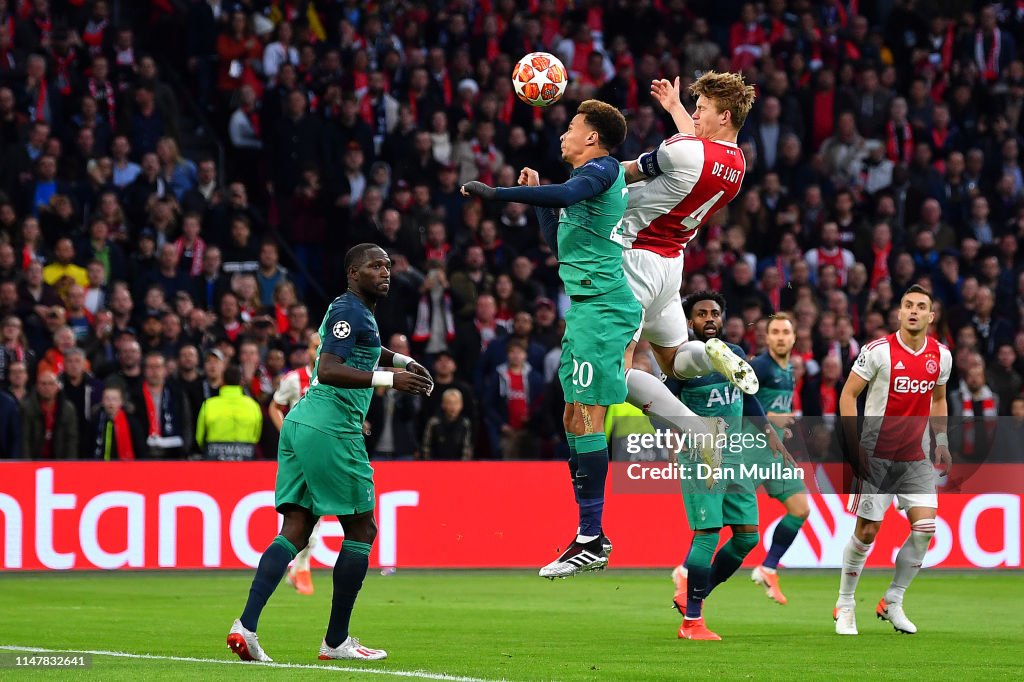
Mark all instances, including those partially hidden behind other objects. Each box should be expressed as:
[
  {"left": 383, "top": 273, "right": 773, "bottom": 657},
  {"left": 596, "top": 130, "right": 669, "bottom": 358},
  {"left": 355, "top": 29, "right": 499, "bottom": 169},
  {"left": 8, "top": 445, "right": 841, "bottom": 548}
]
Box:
[{"left": 0, "top": 570, "right": 1021, "bottom": 680}]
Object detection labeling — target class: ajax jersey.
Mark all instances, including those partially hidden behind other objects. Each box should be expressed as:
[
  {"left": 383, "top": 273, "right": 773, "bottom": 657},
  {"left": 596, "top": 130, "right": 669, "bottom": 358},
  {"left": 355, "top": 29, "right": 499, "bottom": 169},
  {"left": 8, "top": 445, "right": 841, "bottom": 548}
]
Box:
[
  {"left": 851, "top": 333, "right": 951, "bottom": 461},
  {"left": 620, "top": 134, "right": 746, "bottom": 257}
]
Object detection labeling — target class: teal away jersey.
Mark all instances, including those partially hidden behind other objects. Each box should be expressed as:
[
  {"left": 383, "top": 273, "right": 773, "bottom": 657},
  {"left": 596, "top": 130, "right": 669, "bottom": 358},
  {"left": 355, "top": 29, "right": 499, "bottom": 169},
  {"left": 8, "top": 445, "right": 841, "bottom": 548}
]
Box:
[
  {"left": 677, "top": 340, "right": 747, "bottom": 420},
  {"left": 287, "top": 292, "right": 382, "bottom": 437},
  {"left": 750, "top": 352, "right": 794, "bottom": 414},
  {"left": 557, "top": 156, "right": 629, "bottom": 297}
]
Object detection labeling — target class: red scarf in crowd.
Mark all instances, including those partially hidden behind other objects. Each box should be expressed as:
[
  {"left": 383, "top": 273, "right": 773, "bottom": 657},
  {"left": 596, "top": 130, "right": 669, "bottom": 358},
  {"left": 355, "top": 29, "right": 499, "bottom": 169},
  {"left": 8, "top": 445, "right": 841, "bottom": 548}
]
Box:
[
  {"left": 870, "top": 243, "right": 891, "bottom": 289},
  {"left": 32, "top": 77, "right": 48, "bottom": 122},
  {"left": 52, "top": 47, "right": 77, "bottom": 96},
  {"left": 83, "top": 17, "right": 108, "bottom": 55},
  {"left": 412, "top": 291, "right": 456, "bottom": 344},
  {"left": 960, "top": 381, "right": 997, "bottom": 457},
  {"left": 88, "top": 77, "right": 117, "bottom": 128},
  {"left": 40, "top": 400, "right": 56, "bottom": 458},
  {"left": 885, "top": 120, "right": 913, "bottom": 164},
  {"left": 143, "top": 383, "right": 160, "bottom": 438},
  {"left": 109, "top": 409, "right": 136, "bottom": 460},
  {"left": 976, "top": 28, "right": 1002, "bottom": 81},
  {"left": 175, "top": 236, "right": 206, "bottom": 277},
  {"left": 471, "top": 139, "right": 497, "bottom": 185}
]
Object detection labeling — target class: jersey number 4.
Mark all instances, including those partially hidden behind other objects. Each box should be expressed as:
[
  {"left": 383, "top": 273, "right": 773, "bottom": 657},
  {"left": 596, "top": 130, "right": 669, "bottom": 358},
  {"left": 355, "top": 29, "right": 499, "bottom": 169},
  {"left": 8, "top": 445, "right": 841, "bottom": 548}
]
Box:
[{"left": 680, "top": 190, "right": 724, "bottom": 230}]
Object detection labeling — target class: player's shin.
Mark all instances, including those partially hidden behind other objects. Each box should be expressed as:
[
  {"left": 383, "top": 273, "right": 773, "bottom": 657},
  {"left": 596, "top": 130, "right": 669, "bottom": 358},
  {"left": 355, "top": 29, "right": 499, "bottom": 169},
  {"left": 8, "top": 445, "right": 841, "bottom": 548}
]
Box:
[
  {"left": 325, "top": 540, "right": 373, "bottom": 648},
  {"left": 885, "top": 519, "right": 935, "bottom": 605},
  {"left": 708, "top": 531, "right": 758, "bottom": 592},
  {"left": 838, "top": 536, "right": 873, "bottom": 607},
  {"left": 574, "top": 432, "right": 608, "bottom": 542},
  {"left": 684, "top": 533, "right": 718, "bottom": 618},
  {"left": 672, "top": 341, "right": 712, "bottom": 379},
  {"left": 240, "top": 535, "right": 298, "bottom": 631},
  {"left": 566, "top": 432, "right": 579, "bottom": 504},
  {"left": 762, "top": 514, "right": 805, "bottom": 570}
]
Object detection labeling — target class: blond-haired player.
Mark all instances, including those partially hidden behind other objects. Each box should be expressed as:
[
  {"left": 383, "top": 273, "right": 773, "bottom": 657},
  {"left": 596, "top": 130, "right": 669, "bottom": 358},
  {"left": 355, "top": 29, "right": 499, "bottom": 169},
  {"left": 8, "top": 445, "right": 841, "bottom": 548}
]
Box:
[{"left": 617, "top": 72, "right": 761, "bottom": 461}]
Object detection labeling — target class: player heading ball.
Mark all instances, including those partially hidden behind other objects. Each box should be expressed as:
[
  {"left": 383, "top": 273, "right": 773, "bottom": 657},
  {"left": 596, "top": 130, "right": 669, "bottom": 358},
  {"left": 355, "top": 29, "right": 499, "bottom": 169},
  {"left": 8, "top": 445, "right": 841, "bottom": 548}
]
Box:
[{"left": 462, "top": 100, "right": 643, "bottom": 578}]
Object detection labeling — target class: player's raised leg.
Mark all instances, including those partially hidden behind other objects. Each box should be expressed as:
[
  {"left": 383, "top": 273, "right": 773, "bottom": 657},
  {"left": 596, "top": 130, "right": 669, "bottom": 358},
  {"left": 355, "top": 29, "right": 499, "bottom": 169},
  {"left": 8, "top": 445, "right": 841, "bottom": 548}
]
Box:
[
  {"left": 320, "top": 510, "right": 387, "bottom": 660},
  {"left": 228, "top": 504, "right": 316, "bottom": 661},
  {"left": 752, "top": 492, "right": 809, "bottom": 605},
  {"left": 876, "top": 504, "right": 936, "bottom": 634}
]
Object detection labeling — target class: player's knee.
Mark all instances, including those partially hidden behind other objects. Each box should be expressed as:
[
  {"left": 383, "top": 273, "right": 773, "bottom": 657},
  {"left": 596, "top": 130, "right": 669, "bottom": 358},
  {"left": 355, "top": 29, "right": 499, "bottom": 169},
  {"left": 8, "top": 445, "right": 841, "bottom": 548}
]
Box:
[
  {"left": 788, "top": 499, "right": 810, "bottom": 521},
  {"left": 732, "top": 530, "right": 759, "bottom": 555},
  {"left": 347, "top": 518, "right": 377, "bottom": 545},
  {"left": 857, "top": 522, "right": 881, "bottom": 545}
]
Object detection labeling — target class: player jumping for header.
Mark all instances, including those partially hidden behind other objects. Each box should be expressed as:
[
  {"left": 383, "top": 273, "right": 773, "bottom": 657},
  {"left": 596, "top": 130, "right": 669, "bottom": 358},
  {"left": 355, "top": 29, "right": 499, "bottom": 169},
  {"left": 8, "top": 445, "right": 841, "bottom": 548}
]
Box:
[
  {"left": 462, "top": 100, "right": 642, "bottom": 578},
  {"left": 227, "top": 244, "right": 434, "bottom": 662},
  {"left": 617, "top": 73, "right": 761, "bottom": 449},
  {"left": 835, "top": 284, "right": 951, "bottom": 635}
]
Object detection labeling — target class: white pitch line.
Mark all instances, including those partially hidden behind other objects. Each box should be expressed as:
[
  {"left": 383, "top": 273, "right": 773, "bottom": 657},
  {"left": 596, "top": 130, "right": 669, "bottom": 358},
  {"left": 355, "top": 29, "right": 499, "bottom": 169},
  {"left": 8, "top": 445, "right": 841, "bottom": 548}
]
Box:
[{"left": 0, "top": 645, "right": 500, "bottom": 682}]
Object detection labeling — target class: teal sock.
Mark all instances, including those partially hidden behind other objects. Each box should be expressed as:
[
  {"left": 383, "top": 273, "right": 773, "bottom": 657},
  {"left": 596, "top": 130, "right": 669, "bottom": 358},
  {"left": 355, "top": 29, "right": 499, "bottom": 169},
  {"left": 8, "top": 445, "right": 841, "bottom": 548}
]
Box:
[
  {"left": 325, "top": 540, "right": 373, "bottom": 647},
  {"left": 575, "top": 432, "right": 608, "bottom": 537},
  {"left": 763, "top": 514, "right": 805, "bottom": 569},
  {"left": 685, "top": 532, "right": 719, "bottom": 618},
  {"left": 566, "top": 432, "right": 578, "bottom": 504},
  {"left": 240, "top": 535, "right": 297, "bottom": 631},
  {"left": 709, "top": 531, "right": 759, "bottom": 592}
]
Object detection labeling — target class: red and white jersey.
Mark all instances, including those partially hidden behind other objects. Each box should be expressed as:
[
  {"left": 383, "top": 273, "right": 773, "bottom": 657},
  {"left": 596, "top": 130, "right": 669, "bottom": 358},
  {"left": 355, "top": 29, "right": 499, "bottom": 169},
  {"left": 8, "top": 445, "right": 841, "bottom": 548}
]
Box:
[
  {"left": 851, "top": 332, "right": 951, "bottom": 461},
  {"left": 621, "top": 133, "right": 746, "bottom": 258},
  {"left": 273, "top": 366, "right": 313, "bottom": 408}
]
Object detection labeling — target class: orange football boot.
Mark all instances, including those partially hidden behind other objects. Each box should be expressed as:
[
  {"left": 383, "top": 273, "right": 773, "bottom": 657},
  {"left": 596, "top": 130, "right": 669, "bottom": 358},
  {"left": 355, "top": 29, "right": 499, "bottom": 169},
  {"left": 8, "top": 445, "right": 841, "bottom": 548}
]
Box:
[{"left": 678, "top": 617, "right": 721, "bottom": 641}]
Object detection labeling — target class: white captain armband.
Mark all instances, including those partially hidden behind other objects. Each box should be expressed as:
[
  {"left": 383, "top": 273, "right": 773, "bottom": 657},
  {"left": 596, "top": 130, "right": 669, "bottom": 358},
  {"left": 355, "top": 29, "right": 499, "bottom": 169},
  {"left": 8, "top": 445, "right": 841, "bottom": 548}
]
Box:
[
  {"left": 637, "top": 150, "right": 662, "bottom": 177},
  {"left": 371, "top": 371, "right": 395, "bottom": 388}
]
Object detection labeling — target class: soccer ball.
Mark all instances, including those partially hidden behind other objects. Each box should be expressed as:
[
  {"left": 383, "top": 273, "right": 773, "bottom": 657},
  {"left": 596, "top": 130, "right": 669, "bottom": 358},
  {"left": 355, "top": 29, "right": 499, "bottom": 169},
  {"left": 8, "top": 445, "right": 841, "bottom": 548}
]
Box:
[{"left": 512, "top": 52, "right": 567, "bottom": 107}]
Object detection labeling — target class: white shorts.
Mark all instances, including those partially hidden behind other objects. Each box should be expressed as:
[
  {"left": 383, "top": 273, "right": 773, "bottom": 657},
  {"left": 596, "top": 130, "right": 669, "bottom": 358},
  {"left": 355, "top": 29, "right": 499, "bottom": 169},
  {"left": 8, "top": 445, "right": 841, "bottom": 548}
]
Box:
[
  {"left": 847, "top": 458, "right": 938, "bottom": 522},
  {"left": 623, "top": 248, "right": 687, "bottom": 348}
]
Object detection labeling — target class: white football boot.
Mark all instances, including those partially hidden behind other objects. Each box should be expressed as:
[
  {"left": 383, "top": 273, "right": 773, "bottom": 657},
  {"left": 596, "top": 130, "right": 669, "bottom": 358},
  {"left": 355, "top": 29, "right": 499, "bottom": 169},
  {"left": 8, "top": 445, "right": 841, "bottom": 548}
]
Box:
[
  {"left": 833, "top": 605, "right": 858, "bottom": 635},
  {"left": 876, "top": 598, "right": 917, "bottom": 634},
  {"left": 319, "top": 636, "right": 388, "bottom": 660},
  {"left": 705, "top": 337, "right": 759, "bottom": 395},
  {"left": 227, "top": 619, "right": 273, "bottom": 662}
]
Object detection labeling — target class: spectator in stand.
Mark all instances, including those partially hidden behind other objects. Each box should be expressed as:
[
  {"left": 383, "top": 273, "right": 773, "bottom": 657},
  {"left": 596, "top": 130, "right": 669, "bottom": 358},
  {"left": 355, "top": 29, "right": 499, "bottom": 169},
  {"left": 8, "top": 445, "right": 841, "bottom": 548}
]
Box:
[
  {"left": 21, "top": 370, "right": 76, "bottom": 458},
  {"left": 196, "top": 364, "right": 262, "bottom": 461},
  {"left": 135, "top": 351, "right": 191, "bottom": 459},
  {"left": 93, "top": 384, "right": 145, "bottom": 460},
  {"left": 483, "top": 338, "right": 543, "bottom": 459},
  {"left": 422, "top": 387, "right": 474, "bottom": 460}
]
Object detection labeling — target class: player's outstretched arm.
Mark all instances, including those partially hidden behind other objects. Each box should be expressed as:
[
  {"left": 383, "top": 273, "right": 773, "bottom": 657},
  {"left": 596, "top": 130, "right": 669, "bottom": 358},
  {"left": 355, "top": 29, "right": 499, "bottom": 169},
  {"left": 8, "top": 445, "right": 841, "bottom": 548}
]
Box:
[
  {"left": 461, "top": 171, "right": 610, "bottom": 208},
  {"left": 268, "top": 400, "right": 286, "bottom": 431},
  {"left": 651, "top": 77, "right": 695, "bottom": 136},
  {"left": 930, "top": 383, "right": 952, "bottom": 472},
  {"left": 317, "top": 351, "right": 433, "bottom": 395}
]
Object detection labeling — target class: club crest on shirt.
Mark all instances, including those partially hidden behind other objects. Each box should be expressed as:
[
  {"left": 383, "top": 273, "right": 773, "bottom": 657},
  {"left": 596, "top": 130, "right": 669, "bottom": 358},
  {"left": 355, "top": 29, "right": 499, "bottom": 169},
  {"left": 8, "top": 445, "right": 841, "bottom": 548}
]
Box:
[
  {"left": 333, "top": 321, "right": 351, "bottom": 339},
  {"left": 925, "top": 359, "right": 938, "bottom": 374}
]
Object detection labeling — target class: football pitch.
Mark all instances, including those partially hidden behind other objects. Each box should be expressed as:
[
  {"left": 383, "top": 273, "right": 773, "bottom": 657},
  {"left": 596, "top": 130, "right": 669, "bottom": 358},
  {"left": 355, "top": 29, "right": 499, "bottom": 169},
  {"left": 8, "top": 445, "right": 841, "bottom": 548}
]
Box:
[{"left": 0, "top": 570, "right": 1020, "bottom": 680}]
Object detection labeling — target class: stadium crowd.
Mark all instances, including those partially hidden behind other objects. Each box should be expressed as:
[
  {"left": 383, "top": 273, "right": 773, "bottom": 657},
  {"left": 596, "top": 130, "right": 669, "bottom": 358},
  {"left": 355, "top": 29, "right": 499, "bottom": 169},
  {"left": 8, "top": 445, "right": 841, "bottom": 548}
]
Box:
[{"left": 1, "top": 0, "right": 1024, "bottom": 460}]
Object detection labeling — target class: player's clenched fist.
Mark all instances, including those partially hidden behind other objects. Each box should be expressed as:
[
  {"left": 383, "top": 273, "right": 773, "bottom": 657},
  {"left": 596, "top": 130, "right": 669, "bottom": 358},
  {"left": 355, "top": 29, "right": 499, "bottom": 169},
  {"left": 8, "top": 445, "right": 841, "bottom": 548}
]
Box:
[
  {"left": 460, "top": 181, "right": 496, "bottom": 199},
  {"left": 518, "top": 167, "right": 540, "bottom": 187},
  {"left": 393, "top": 371, "right": 434, "bottom": 395}
]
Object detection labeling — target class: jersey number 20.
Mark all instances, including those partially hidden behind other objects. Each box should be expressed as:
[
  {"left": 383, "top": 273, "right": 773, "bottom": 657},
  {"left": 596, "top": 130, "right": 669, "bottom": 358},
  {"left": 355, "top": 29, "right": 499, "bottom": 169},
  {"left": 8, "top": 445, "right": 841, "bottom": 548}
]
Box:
[{"left": 572, "top": 358, "right": 593, "bottom": 388}]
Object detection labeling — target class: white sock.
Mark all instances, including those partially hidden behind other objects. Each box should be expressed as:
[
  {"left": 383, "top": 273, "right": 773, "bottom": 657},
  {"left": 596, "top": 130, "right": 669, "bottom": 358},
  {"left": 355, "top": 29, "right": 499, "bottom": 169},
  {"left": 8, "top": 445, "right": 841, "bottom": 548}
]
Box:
[
  {"left": 672, "top": 340, "right": 713, "bottom": 379},
  {"left": 295, "top": 521, "right": 321, "bottom": 572},
  {"left": 625, "top": 369, "right": 710, "bottom": 439},
  {"left": 576, "top": 534, "right": 599, "bottom": 544},
  {"left": 885, "top": 519, "right": 935, "bottom": 604},
  {"left": 837, "top": 536, "right": 873, "bottom": 607}
]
